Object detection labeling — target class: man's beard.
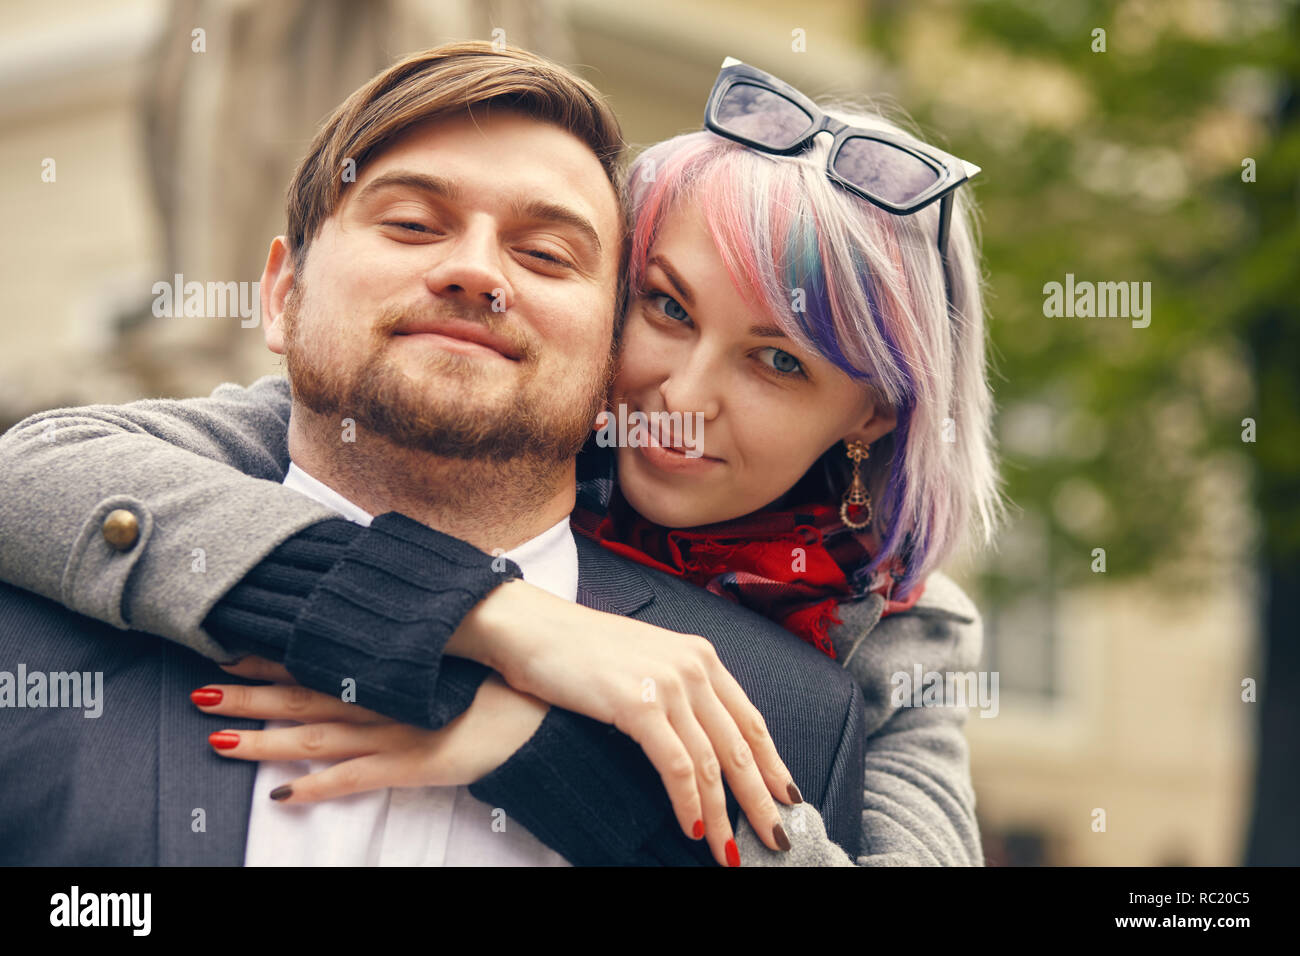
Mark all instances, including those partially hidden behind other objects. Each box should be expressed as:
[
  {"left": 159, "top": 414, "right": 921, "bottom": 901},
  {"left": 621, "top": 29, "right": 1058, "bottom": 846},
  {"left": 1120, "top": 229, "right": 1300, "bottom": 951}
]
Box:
[{"left": 281, "top": 280, "right": 616, "bottom": 463}]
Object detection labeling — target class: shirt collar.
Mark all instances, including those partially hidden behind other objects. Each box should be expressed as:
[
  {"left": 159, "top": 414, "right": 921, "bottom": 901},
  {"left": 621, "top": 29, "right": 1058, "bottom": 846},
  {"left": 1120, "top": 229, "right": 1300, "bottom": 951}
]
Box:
[{"left": 284, "top": 462, "right": 374, "bottom": 527}]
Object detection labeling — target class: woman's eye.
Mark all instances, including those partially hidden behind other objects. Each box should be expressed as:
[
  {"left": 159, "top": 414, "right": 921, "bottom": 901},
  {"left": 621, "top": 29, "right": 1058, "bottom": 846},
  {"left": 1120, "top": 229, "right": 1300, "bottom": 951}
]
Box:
[
  {"left": 758, "top": 347, "right": 804, "bottom": 376},
  {"left": 649, "top": 293, "right": 690, "bottom": 322}
]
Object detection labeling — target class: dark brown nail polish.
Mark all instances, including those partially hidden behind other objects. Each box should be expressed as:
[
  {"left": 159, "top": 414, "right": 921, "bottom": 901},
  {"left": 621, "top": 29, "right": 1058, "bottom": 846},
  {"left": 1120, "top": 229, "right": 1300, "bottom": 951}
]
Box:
[
  {"left": 774, "top": 823, "right": 792, "bottom": 852},
  {"left": 269, "top": 784, "right": 293, "bottom": 801},
  {"left": 787, "top": 782, "right": 803, "bottom": 804}
]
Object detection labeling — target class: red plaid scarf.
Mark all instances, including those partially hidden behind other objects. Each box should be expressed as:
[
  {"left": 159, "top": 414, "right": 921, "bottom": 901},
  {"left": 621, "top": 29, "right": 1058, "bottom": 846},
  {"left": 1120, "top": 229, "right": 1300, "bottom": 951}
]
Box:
[{"left": 570, "top": 440, "right": 924, "bottom": 660}]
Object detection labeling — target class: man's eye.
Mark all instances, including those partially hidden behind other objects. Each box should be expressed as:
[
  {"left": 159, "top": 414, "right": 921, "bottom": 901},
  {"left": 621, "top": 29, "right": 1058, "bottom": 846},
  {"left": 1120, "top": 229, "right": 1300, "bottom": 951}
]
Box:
[
  {"left": 649, "top": 293, "right": 690, "bottom": 322},
  {"left": 382, "top": 221, "right": 434, "bottom": 234},
  {"left": 522, "top": 249, "right": 571, "bottom": 267},
  {"left": 757, "top": 347, "right": 804, "bottom": 376}
]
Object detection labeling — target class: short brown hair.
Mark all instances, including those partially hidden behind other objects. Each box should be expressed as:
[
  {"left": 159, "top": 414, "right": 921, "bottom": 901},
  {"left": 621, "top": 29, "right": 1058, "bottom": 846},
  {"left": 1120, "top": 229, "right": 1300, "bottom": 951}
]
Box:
[{"left": 284, "top": 40, "right": 629, "bottom": 321}]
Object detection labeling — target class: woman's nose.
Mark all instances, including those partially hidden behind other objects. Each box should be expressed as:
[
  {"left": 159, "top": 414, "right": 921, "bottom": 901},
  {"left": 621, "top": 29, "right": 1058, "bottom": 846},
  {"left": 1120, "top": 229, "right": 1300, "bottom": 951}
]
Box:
[
  {"left": 423, "top": 220, "right": 513, "bottom": 312},
  {"left": 658, "top": 357, "right": 721, "bottom": 421}
]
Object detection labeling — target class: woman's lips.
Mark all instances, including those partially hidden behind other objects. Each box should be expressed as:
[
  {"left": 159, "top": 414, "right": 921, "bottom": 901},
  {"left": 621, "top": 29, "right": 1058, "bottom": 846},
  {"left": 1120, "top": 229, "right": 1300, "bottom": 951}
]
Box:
[{"left": 635, "top": 428, "right": 723, "bottom": 475}]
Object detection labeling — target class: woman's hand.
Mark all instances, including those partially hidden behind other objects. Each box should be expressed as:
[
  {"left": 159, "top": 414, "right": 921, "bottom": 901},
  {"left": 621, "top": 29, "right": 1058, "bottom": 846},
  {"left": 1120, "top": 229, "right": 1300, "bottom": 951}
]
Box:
[
  {"left": 197, "top": 657, "right": 548, "bottom": 796},
  {"left": 459, "top": 579, "right": 803, "bottom": 867},
  {"left": 206, "top": 647, "right": 797, "bottom": 867}
]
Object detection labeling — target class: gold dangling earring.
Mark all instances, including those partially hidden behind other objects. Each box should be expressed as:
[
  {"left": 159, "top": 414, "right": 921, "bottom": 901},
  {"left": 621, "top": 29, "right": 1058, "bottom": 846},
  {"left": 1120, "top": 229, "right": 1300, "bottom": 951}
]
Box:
[{"left": 839, "top": 440, "right": 873, "bottom": 530}]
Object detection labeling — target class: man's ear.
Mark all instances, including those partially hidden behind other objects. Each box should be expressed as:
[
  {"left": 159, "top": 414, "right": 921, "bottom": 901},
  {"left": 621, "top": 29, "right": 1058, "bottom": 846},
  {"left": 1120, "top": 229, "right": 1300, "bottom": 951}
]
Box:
[
  {"left": 841, "top": 396, "right": 899, "bottom": 449},
  {"left": 260, "top": 236, "right": 295, "bottom": 355}
]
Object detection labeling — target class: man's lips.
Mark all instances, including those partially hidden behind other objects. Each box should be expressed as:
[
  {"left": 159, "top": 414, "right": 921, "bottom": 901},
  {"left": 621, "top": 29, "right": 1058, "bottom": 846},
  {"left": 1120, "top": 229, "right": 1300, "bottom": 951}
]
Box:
[{"left": 394, "top": 320, "right": 524, "bottom": 361}]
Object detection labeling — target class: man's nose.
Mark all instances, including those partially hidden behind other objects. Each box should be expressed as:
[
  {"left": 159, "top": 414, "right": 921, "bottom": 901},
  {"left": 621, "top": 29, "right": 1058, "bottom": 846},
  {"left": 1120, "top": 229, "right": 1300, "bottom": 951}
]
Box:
[{"left": 422, "top": 219, "right": 514, "bottom": 312}]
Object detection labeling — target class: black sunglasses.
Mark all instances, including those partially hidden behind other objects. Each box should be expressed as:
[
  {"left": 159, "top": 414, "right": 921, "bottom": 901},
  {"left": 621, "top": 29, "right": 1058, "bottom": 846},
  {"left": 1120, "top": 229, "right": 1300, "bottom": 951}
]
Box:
[{"left": 703, "top": 57, "right": 980, "bottom": 274}]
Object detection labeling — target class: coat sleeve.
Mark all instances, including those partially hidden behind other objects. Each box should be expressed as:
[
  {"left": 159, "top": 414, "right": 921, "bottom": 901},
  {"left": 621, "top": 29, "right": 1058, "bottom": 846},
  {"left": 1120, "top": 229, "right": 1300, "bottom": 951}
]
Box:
[
  {"left": 0, "top": 379, "right": 529, "bottom": 730},
  {"left": 0, "top": 376, "right": 337, "bottom": 659},
  {"left": 733, "top": 575, "right": 986, "bottom": 866}
]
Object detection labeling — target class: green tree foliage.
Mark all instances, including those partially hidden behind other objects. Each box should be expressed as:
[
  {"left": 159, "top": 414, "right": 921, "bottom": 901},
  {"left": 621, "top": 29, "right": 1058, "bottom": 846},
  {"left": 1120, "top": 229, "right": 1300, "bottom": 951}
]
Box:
[{"left": 864, "top": 0, "right": 1297, "bottom": 598}]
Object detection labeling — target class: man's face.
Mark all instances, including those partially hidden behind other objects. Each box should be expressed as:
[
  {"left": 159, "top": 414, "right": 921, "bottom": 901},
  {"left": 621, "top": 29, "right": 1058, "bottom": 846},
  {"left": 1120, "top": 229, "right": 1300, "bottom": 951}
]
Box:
[{"left": 270, "top": 109, "right": 621, "bottom": 462}]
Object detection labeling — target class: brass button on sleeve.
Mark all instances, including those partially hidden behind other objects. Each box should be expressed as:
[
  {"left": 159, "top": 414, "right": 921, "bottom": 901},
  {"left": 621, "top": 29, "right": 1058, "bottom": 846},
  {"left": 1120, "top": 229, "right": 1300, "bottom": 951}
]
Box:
[{"left": 101, "top": 509, "right": 140, "bottom": 551}]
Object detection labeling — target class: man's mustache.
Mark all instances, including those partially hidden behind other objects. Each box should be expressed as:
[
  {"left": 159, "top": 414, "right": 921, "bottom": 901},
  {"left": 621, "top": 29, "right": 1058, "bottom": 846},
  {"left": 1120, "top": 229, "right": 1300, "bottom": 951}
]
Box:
[{"left": 376, "top": 303, "right": 536, "bottom": 362}]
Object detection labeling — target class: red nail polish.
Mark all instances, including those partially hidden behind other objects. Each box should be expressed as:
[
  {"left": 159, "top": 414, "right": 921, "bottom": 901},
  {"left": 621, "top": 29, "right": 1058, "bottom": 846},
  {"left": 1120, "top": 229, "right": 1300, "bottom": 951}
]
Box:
[
  {"left": 692, "top": 819, "right": 704, "bottom": 839},
  {"left": 191, "top": 688, "right": 223, "bottom": 706},
  {"left": 209, "top": 732, "right": 240, "bottom": 750},
  {"left": 725, "top": 838, "right": 740, "bottom": 867}
]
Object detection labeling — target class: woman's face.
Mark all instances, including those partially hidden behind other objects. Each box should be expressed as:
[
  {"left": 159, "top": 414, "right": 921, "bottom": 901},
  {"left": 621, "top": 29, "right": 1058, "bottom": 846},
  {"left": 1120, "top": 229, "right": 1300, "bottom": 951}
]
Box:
[{"left": 611, "top": 202, "right": 897, "bottom": 529}]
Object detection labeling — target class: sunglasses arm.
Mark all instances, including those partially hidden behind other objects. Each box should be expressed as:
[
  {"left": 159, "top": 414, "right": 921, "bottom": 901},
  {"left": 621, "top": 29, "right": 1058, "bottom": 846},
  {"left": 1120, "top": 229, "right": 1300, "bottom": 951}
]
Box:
[
  {"left": 938, "top": 192, "right": 955, "bottom": 319},
  {"left": 937, "top": 192, "right": 954, "bottom": 268}
]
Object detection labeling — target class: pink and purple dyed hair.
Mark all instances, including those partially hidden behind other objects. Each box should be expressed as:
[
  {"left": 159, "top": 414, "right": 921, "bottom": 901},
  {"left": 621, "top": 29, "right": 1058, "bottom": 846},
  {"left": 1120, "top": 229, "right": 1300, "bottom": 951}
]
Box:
[{"left": 623, "top": 105, "right": 1004, "bottom": 596}]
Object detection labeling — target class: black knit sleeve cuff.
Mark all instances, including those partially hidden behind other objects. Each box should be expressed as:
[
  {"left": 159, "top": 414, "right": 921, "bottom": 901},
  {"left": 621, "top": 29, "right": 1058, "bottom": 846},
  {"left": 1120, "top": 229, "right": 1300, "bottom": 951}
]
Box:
[
  {"left": 203, "top": 517, "right": 361, "bottom": 661},
  {"left": 203, "top": 512, "right": 522, "bottom": 729},
  {"left": 467, "top": 707, "right": 715, "bottom": 866},
  {"left": 283, "top": 512, "right": 521, "bottom": 729}
]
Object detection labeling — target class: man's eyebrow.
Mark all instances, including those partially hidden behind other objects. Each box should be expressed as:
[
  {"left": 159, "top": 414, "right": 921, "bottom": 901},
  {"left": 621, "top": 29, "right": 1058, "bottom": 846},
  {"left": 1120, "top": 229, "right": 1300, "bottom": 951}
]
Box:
[
  {"left": 352, "top": 173, "right": 602, "bottom": 257},
  {"left": 647, "top": 254, "right": 696, "bottom": 308},
  {"left": 510, "top": 198, "right": 602, "bottom": 255},
  {"left": 353, "top": 171, "right": 461, "bottom": 205}
]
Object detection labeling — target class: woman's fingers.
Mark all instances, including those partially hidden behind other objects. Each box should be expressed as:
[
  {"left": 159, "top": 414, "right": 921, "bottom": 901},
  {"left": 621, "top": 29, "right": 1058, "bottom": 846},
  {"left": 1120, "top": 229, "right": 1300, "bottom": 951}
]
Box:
[
  {"left": 618, "top": 681, "right": 782, "bottom": 866},
  {"left": 193, "top": 682, "right": 391, "bottom": 725},
  {"left": 208, "top": 721, "right": 415, "bottom": 762},
  {"left": 612, "top": 712, "right": 712, "bottom": 858},
  {"left": 708, "top": 662, "right": 804, "bottom": 806},
  {"left": 688, "top": 639, "right": 798, "bottom": 804},
  {"left": 265, "top": 752, "right": 436, "bottom": 804},
  {"left": 673, "top": 677, "right": 790, "bottom": 862},
  {"left": 604, "top": 638, "right": 802, "bottom": 866},
  {"left": 218, "top": 656, "right": 296, "bottom": 684},
  {"left": 661, "top": 706, "right": 737, "bottom": 867}
]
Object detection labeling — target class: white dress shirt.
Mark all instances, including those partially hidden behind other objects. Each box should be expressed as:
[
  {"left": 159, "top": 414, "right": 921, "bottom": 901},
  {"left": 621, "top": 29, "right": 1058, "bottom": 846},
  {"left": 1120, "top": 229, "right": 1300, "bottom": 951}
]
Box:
[{"left": 243, "top": 462, "right": 575, "bottom": 866}]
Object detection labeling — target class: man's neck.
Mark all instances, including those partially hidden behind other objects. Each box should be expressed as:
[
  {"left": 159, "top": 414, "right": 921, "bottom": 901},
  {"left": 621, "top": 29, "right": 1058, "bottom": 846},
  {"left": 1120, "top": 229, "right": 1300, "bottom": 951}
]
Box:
[{"left": 286, "top": 408, "right": 576, "bottom": 553}]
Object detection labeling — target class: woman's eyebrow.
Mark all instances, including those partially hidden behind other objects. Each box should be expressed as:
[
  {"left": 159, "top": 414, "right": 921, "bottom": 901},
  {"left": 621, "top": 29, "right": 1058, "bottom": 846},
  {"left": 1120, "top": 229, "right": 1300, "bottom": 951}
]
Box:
[
  {"left": 647, "top": 254, "right": 696, "bottom": 307},
  {"left": 650, "top": 254, "right": 793, "bottom": 340}
]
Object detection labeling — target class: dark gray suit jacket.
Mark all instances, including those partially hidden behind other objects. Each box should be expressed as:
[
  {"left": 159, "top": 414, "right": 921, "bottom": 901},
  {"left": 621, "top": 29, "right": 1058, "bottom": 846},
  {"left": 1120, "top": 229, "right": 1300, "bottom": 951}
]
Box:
[{"left": 0, "top": 534, "right": 865, "bottom": 866}]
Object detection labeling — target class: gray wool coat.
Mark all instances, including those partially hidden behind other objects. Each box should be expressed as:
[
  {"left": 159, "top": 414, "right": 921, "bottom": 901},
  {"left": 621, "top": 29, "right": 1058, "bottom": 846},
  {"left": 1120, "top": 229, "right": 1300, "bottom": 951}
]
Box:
[{"left": 0, "top": 376, "right": 985, "bottom": 865}]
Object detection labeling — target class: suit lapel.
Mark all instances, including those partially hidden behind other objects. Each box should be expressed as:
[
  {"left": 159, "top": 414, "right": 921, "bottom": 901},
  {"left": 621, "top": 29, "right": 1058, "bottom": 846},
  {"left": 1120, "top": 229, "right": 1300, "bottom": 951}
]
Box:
[
  {"left": 574, "top": 534, "right": 655, "bottom": 616},
  {"left": 157, "top": 640, "right": 261, "bottom": 865}
]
